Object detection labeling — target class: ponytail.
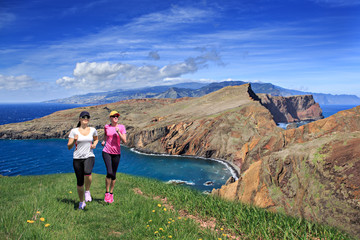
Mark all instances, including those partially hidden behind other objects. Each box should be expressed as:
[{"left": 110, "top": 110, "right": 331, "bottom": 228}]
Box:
[{"left": 76, "top": 121, "right": 81, "bottom": 127}]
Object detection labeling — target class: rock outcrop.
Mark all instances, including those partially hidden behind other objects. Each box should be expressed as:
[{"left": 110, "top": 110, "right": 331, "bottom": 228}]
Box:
[
  {"left": 212, "top": 106, "right": 360, "bottom": 238},
  {"left": 0, "top": 84, "right": 357, "bottom": 237},
  {"left": 258, "top": 94, "right": 323, "bottom": 123}
]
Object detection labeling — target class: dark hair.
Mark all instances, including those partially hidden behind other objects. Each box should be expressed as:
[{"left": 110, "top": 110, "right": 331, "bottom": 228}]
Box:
[{"left": 77, "top": 111, "right": 90, "bottom": 127}]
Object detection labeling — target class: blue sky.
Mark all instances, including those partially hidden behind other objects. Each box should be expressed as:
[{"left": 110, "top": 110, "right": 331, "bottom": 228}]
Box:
[{"left": 0, "top": 0, "right": 359, "bottom": 102}]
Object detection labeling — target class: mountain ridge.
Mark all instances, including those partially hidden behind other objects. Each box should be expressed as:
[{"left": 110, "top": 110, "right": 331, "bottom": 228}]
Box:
[{"left": 45, "top": 81, "right": 360, "bottom": 105}]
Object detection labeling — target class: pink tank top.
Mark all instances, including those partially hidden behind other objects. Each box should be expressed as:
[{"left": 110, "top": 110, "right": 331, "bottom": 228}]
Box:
[{"left": 102, "top": 124, "right": 126, "bottom": 155}]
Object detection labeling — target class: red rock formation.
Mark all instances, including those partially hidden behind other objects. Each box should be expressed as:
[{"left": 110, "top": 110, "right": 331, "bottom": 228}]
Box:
[{"left": 258, "top": 94, "right": 323, "bottom": 123}]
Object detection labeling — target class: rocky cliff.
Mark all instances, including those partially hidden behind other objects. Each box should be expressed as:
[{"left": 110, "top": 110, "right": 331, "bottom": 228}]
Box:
[
  {"left": 258, "top": 94, "right": 323, "bottom": 123},
  {"left": 0, "top": 84, "right": 357, "bottom": 237},
  {"left": 212, "top": 106, "right": 360, "bottom": 238}
]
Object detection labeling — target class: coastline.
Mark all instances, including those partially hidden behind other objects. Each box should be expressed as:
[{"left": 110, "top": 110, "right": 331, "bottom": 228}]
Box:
[{"left": 126, "top": 145, "right": 240, "bottom": 180}]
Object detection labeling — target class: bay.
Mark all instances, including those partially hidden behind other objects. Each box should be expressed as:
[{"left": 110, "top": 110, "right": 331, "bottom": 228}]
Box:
[{"left": 0, "top": 139, "right": 234, "bottom": 192}]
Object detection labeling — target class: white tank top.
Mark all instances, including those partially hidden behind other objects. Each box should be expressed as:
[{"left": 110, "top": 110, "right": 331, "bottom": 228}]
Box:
[{"left": 69, "top": 127, "right": 98, "bottom": 159}]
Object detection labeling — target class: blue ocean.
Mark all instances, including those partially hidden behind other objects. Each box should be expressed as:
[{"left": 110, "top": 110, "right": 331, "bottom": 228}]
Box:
[
  {"left": 0, "top": 103, "right": 235, "bottom": 192},
  {"left": 0, "top": 103, "right": 357, "bottom": 191}
]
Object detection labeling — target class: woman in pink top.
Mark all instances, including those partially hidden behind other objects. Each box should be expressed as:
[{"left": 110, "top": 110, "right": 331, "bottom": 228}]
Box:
[{"left": 101, "top": 110, "right": 126, "bottom": 203}]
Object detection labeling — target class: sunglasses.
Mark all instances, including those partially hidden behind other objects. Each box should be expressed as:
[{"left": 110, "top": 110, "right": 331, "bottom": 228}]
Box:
[
  {"left": 81, "top": 116, "right": 90, "bottom": 119},
  {"left": 110, "top": 115, "right": 119, "bottom": 118}
]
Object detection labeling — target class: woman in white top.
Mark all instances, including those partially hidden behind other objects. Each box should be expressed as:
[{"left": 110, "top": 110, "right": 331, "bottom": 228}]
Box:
[{"left": 67, "top": 111, "right": 98, "bottom": 210}]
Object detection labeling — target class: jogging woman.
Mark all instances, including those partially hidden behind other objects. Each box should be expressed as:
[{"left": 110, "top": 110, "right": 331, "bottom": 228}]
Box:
[
  {"left": 67, "top": 111, "right": 98, "bottom": 210},
  {"left": 101, "top": 110, "right": 127, "bottom": 203}
]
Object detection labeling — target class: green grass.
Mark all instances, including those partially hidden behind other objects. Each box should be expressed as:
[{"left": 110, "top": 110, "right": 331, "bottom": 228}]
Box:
[{"left": 0, "top": 173, "right": 354, "bottom": 240}]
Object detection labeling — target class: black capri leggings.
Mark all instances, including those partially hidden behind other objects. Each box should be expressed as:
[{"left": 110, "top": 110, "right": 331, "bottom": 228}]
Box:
[
  {"left": 102, "top": 152, "right": 121, "bottom": 180},
  {"left": 73, "top": 157, "right": 95, "bottom": 186}
]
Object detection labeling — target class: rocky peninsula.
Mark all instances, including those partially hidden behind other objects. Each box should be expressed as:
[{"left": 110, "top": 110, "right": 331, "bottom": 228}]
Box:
[{"left": 0, "top": 84, "right": 358, "bottom": 238}]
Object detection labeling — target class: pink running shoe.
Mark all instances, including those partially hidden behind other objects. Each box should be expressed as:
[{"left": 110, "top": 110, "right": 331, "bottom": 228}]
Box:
[
  {"left": 104, "top": 193, "right": 111, "bottom": 203},
  {"left": 108, "top": 193, "right": 114, "bottom": 203}
]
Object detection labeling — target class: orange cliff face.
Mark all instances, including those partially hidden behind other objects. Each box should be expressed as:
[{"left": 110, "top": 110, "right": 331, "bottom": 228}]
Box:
[
  {"left": 212, "top": 105, "right": 360, "bottom": 238},
  {"left": 121, "top": 84, "right": 282, "bottom": 165},
  {"left": 258, "top": 94, "right": 324, "bottom": 123},
  {"left": 159, "top": 102, "right": 280, "bottom": 163}
]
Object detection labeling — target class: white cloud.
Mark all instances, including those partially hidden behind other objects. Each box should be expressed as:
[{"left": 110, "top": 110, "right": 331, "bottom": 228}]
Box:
[
  {"left": 11, "top": 6, "right": 217, "bottom": 73},
  {"left": 0, "top": 74, "right": 40, "bottom": 90},
  {"left": 56, "top": 51, "right": 222, "bottom": 90}
]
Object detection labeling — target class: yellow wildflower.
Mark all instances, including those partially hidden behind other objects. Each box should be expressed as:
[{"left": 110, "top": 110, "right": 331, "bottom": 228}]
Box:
[
  {"left": 178, "top": 217, "right": 182, "bottom": 220},
  {"left": 36, "top": 211, "right": 40, "bottom": 214},
  {"left": 44, "top": 224, "right": 50, "bottom": 227},
  {"left": 154, "top": 231, "right": 159, "bottom": 234},
  {"left": 159, "top": 228, "right": 164, "bottom": 231},
  {"left": 27, "top": 220, "right": 35, "bottom": 223},
  {"left": 220, "top": 227, "right": 224, "bottom": 231},
  {"left": 163, "top": 208, "right": 167, "bottom": 211},
  {"left": 152, "top": 210, "right": 156, "bottom": 213},
  {"left": 40, "top": 218, "right": 45, "bottom": 222},
  {"left": 69, "top": 191, "right": 72, "bottom": 194},
  {"left": 149, "top": 220, "right": 152, "bottom": 222},
  {"left": 168, "top": 221, "right": 171, "bottom": 224},
  {"left": 168, "top": 236, "right": 172, "bottom": 238},
  {"left": 158, "top": 204, "right": 161, "bottom": 207}
]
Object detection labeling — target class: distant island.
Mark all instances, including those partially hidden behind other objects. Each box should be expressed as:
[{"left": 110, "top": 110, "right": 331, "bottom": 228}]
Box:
[{"left": 45, "top": 80, "right": 360, "bottom": 105}]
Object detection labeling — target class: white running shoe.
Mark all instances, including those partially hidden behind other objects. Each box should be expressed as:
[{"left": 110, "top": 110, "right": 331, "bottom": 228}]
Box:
[
  {"left": 79, "top": 201, "right": 86, "bottom": 210},
  {"left": 85, "top": 191, "right": 92, "bottom": 202}
]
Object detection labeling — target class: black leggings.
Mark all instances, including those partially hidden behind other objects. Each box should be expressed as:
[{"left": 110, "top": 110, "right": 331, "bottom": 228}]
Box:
[
  {"left": 73, "top": 157, "right": 95, "bottom": 186},
  {"left": 102, "top": 152, "right": 121, "bottom": 180}
]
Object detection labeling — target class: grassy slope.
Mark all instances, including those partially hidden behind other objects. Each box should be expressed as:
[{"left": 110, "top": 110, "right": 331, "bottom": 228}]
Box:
[{"left": 0, "top": 173, "right": 353, "bottom": 240}]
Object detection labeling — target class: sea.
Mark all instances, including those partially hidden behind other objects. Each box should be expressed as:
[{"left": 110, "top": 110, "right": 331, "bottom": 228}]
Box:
[
  {"left": 0, "top": 103, "right": 357, "bottom": 192},
  {"left": 0, "top": 103, "right": 236, "bottom": 192}
]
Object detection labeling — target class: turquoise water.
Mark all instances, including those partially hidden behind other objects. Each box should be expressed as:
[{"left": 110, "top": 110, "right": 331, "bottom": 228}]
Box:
[{"left": 0, "top": 139, "right": 234, "bottom": 192}]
